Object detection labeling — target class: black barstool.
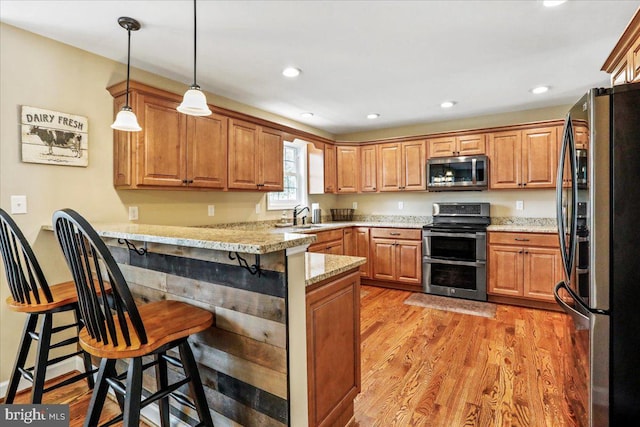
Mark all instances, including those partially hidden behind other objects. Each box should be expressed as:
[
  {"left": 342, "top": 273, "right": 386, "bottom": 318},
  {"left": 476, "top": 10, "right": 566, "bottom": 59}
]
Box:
[
  {"left": 53, "top": 209, "right": 214, "bottom": 427},
  {"left": 0, "top": 209, "right": 97, "bottom": 403}
]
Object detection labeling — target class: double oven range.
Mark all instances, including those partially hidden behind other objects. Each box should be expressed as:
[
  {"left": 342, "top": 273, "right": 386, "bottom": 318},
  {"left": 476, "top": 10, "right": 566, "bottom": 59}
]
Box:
[{"left": 422, "top": 202, "right": 490, "bottom": 301}]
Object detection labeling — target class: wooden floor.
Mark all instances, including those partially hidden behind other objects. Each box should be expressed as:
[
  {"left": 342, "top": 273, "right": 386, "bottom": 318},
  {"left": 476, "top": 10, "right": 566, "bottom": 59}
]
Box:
[
  {"left": 3, "top": 285, "right": 585, "bottom": 427},
  {"left": 2, "top": 372, "right": 153, "bottom": 427},
  {"left": 353, "top": 285, "right": 586, "bottom": 427}
]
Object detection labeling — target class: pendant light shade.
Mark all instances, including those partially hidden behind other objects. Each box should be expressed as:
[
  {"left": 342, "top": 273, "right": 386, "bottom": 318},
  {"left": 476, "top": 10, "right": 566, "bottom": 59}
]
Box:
[
  {"left": 111, "top": 17, "right": 142, "bottom": 132},
  {"left": 178, "top": 0, "right": 212, "bottom": 116}
]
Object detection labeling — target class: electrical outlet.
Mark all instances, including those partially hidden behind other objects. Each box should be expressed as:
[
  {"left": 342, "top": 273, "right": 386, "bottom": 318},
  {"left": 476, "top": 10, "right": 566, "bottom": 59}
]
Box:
[
  {"left": 255, "top": 203, "right": 261, "bottom": 214},
  {"left": 10, "top": 195, "right": 27, "bottom": 214},
  {"left": 128, "top": 206, "right": 139, "bottom": 221},
  {"left": 516, "top": 200, "right": 524, "bottom": 211},
  {"left": 398, "top": 201, "right": 404, "bottom": 210},
  {"left": 208, "top": 205, "right": 215, "bottom": 216},
  {"left": 352, "top": 202, "right": 358, "bottom": 209}
]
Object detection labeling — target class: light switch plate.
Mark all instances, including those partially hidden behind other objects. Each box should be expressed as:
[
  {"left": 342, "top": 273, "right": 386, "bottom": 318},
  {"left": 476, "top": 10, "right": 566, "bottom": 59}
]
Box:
[
  {"left": 516, "top": 200, "right": 524, "bottom": 211},
  {"left": 398, "top": 201, "right": 404, "bottom": 210},
  {"left": 10, "top": 195, "right": 27, "bottom": 214},
  {"left": 208, "top": 205, "right": 215, "bottom": 216},
  {"left": 255, "top": 203, "right": 261, "bottom": 214},
  {"left": 128, "top": 206, "right": 139, "bottom": 221},
  {"left": 352, "top": 202, "right": 358, "bottom": 209}
]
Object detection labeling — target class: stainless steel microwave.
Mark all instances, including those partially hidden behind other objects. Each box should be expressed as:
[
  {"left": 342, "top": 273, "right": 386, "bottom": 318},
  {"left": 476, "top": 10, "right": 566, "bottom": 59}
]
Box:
[{"left": 427, "top": 155, "right": 488, "bottom": 191}]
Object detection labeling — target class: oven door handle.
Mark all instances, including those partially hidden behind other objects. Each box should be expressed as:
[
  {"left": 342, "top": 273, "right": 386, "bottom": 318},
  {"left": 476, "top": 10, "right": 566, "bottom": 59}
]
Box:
[
  {"left": 422, "top": 257, "right": 486, "bottom": 268},
  {"left": 422, "top": 231, "right": 482, "bottom": 239}
]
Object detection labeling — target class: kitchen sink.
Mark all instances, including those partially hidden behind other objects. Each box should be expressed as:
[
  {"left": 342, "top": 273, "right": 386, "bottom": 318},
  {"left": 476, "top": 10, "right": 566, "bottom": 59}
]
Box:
[{"left": 292, "top": 224, "right": 323, "bottom": 230}]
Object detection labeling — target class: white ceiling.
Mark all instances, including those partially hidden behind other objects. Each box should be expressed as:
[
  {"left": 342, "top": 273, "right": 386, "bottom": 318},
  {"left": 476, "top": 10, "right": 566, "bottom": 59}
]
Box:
[{"left": 1, "top": 1, "right": 638, "bottom": 135}]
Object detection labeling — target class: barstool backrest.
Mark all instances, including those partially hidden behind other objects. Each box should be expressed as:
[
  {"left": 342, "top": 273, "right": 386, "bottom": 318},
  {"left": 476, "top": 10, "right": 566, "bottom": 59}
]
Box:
[
  {"left": 53, "top": 209, "right": 147, "bottom": 347},
  {"left": 0, "top": 209, "right": 52, "bottom": 305}
]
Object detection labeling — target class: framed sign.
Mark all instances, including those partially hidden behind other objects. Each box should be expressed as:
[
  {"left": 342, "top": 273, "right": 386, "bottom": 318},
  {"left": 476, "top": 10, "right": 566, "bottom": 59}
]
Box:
[{"left": 21, "top": 106, "right": 89, "bottom": 167}]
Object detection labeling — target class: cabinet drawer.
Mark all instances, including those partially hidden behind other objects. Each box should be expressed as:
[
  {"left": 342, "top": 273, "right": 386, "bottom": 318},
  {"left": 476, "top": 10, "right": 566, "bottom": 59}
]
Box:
[
  {"left": 489, "top": 232, "right": 558, "bottom": 248},
  {"left": 370, "top": 228, "right": 421, "bottom": 240},
  {"left": 312, "top": 229, "right": 344, "bottom": 244}
]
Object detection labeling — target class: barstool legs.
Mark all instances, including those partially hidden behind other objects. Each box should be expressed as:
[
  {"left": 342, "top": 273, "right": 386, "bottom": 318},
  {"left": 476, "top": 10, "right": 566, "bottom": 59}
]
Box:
[
  {"left": 31, "top": 313, "right": 53, "bottom": 404},
  {"left": 155, "top": 352, "right": 170, "bottom": 427},
  {"left": 179, "top": 342, "right": 214, "bottom": 427},
  {"left": 84, "top": 358, "right": 116, "bottom": 427},
  {"left": 4, "top": 314, "right": 38, "bottom": 403}
]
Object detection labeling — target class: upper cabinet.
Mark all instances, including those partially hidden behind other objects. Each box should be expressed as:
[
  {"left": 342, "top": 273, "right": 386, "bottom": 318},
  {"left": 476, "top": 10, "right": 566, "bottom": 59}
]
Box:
[
  {"left": 360, "top": 145, "right": 378, "bottom": 192},
  {"left": 602, "top": 10, "right": 640, "bottom": 85},
  {"left": 427, "top": 134, "right": 485, "bottom": 158},
  {"left": 111, "top": 87, "right": 227, "bottom": 190},
  {"left": 489, "top": 126, "right": 559, "bottom": 190},
  {"left": 324, "top": 144, "right": 337, "bottom": 194},
  {"left": 228, "top": 119, "right": 283, "bottom": 191},
  {"left": 378, "top": 140, "right": 426, "bottom": 192},
  {"left": 336, "top": 146, "right": 359, "bottom": 193}
]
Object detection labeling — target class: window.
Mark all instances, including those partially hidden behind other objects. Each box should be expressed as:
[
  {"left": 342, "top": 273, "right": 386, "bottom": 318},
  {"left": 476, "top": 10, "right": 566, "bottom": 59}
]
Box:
[{"left": 268, "top": 141, "right": 308, "bottom": 210}]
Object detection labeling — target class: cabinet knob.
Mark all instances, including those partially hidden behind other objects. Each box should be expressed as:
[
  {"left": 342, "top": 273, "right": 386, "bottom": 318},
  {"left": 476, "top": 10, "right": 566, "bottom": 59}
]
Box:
[
  {"left": 372, "top": 187, "right": 376, "bottom": 191},
  {"left": 519, "top": 250, "right": 523, "bottom": 254},
  {"left": 188, "top": 179, "right": 194, "bottom": 184},
  {"left": 182, "top": 179, "right": 188, "bottom": 184},
  {"left": 523, "top": 183, "right": 527, "bottom": 186}
]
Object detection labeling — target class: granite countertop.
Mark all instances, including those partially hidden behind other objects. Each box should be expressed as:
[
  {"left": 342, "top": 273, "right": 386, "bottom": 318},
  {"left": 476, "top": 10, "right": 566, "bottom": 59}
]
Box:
[
  {"left": 487, "top": 225, "right": 558, "bottom": 233},
  {"left": 42, "top": 223, "right": 316, "bottom": 255},
  {"left": 305, "top": 252, "right": 366, "bottom": 286},
  {"left": 270, "top": 221, "right": 425, "bottom": 234}
]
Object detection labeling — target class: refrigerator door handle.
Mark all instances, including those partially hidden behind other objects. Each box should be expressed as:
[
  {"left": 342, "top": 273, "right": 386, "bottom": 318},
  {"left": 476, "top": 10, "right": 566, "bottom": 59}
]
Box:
[
  {"left": 556, "top": 115, "right": 578, "bottom": 283},
  {"left": 554, "top": 281, "right": 609, "bottom": 316},
  {"left": 554, "top": 281, "right": 589, "bottom": 329}
]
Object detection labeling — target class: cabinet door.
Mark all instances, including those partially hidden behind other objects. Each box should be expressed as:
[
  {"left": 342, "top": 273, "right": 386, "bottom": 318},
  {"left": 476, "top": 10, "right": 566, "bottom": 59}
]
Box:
[
  {"left": 377, "top": 143, "right": 402, "bottom": 192},
  {"left": 360, "top": 146, "right": 378, "bottom": 192},
  {"left": 402, "top": 140, "right": 426, "bottom": 191},
  {"left": 488, "top": 245, "right": 523, "bottom": 296},
  {"left": 138, "top": 95, "right": 187, "bottom": 187},
  {"left": 395, "top": 240, "right": 422, "bottom": 285},
  {"left": 324, "top": 145, "right": 337, "bottom": 194},
  {"left": 522, "top": 127, "right": 558, "bottom": 189},
  {"left": 113, "top": 94, "right": 134, "bottom": 188},
  {"left": 370, "top": 238, "right": 396, "bottom": 281},
  {"left": 343, "top": 228, "right": 356, "bottom": 256},
  {"left": 187, "top": 113, "right": 228, "bottom": 189},
  {"left": 228, "top": 119, "right": 260, "bottom": 190},
  {"left": 523, "top": 247, "right": 563, "bottom": 302},
  {"left": 336, "top": 146, "right": 359, "bottom": 193},
  {"left": 325, "top": 240, "right": 344, "bottom": 256},
  {"left": 489, "top": 130, "right": 521, "bottom": 189},
  {"left": 306, "top": 271, "right": 360, "bottom": 427},
  {"left": 457, "top": 134, "right": 486, "bottom": 156},
  {"left": 427, "top": 136, "right": 456, "bottom": 158},
  {"left": 259, "top": 127, "right": 284, "bottom": 191},
  {"left": 355, "top": 227, "right": 370, "bottom": 278}
]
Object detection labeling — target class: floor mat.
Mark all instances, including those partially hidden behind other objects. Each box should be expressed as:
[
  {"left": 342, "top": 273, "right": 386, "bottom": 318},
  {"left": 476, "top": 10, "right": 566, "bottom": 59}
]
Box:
[{"left": 404, "top": 293, "right": 497, "bottom": 319}]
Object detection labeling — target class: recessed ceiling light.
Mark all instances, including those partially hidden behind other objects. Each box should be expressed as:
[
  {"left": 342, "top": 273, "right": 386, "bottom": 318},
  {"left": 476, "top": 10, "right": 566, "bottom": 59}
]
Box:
[
  {"left": 543, "top": 0, "right": 567, "bottom": 7},
  {"left": 440, "top": 101, "right": 456, "bottom": 108},
  {"left": 531, "top": 85, "right": 550, "bottom": 94},
  {"left": 301, "top": 112, "right": 314, "bottom": 118},
  {"left": 282, "top": 67, "right": 301, "bottom": 78},
  {"left": 366, "top": 113, "right": 380, "bottom": 120}
]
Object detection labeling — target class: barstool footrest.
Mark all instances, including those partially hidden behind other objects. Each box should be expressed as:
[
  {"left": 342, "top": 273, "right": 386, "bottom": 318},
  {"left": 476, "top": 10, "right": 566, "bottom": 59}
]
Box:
[
  {"left": 45, "top": 350, "right": 84, "bottom": 367},
  {"left": 51, "top": 322, "right": 80, "bottom": 334},
  {"left": 170, "top": 390, "right": 196, "bottom": 410},
  {"left": 49, "top": 336, "right": 79, "bottom": 350},
  {"left": 28, "top": 331, "right": 40, "bottom": 341},
  {"left": 105, "top": 377, "right": 127, "bottom": 396},
  {"left": 43, "top": 368, "right": 97, "bottom": 394},
  {"left": 142, "top": 377, "right": 191, "bottom": 409},
  {"left": 161, "top": 353, "right": 184, "bottom": 369},
  {"left": 17, "top": 367, "right": 34, "bottom": 383}
]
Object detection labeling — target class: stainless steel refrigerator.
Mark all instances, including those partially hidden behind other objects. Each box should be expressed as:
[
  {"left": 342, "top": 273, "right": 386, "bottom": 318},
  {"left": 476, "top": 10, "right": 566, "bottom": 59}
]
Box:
[{"left": 555, "top": 81, "right": 640, "bottom": 427}]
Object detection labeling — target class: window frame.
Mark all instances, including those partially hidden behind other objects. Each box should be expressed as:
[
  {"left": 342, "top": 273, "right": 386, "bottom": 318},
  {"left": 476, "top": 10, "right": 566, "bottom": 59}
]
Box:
[{"left": 267, "top": 141, "right": 308, "bottom": 210}]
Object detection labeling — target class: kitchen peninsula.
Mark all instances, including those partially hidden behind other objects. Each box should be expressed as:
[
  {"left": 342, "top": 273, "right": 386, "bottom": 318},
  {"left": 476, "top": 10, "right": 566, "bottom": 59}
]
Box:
[{"left": 44, "top": 223, "right": 365, "bottom": 427}]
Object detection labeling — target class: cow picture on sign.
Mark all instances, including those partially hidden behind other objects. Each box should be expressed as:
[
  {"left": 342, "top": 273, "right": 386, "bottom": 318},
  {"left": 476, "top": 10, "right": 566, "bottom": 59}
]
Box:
[{"left": 21, "top": 106, "right": 88, "bottom": 167}]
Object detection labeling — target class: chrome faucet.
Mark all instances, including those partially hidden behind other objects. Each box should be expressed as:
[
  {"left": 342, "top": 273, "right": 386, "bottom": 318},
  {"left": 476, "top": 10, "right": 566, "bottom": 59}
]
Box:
[{"left": 293, "top": 205, "right": 310, "bottom": 225}]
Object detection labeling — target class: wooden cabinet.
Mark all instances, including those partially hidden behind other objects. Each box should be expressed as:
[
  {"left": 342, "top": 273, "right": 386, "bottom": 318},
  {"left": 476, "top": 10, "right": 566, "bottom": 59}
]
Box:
[
  {"left": 488, "top": 232, "right": 563, "bottom": 303},
  {"left": 307, "top": 229, "right": 344, "bottom": 255},
  {"left": 360, "top": 145, "right": 378, "bottom": 192},
  {"left": 324, "top": 144, "right": 337, "bottom": 194},
  {"left": 369, "top": 228, "right": 422, "bottom": 290},
  {"left": 336, "top": 146, "right": 359, "bottom": 193},
  {"left": 306, "top": 270, "right": 361, "bottom": 427},
  {"left": 602, "top": 10, "right": 640, "bottom": 85},
  {"left": 228, "top": 119, "right": 283, "bottom": 191},
  {"left": 354, "top": 227, "right": 371, "bottom": 279},
  {"left": 343, "top": 227, "right": 356, "bottom": 256},
  {"left": 489, "top": 126, "right": 559, "bottom": 189},
  {"left": 111, "top": 88, "right": 227, "bottom": 190},
  {"left": 377, "top": 140, "right": 426, "bottom": 192},
  {"left": 427, "top": 134, "right": 485, "bottom": 158}
]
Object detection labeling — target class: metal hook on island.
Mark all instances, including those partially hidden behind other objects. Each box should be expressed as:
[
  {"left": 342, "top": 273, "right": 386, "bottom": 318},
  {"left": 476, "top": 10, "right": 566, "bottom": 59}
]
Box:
[
  {"left": 228, "top": 252, "right": 262, "bottom": 277},
  {"left": 117, "top": 238, "right": 147, "bottom": 256}
]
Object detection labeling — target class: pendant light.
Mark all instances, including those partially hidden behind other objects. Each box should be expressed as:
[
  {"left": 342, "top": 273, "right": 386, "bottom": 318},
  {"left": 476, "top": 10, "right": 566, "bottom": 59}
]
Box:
[
  {"left": 111, "top": 17, "right": 142, "bottom": 132},
  {"left": 177, "top": 0, "right": 212, "bottom": 116}
]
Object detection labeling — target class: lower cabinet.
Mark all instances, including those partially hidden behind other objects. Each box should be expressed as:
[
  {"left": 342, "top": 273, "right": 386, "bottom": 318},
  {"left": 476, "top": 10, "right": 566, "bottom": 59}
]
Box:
[
  {"left": 488, "top": 232, "right": 563, "bottom": 303},
  {"left": 307, "top": 229, "right": 344, "bottom": 255},
  {"left": 306, "top": 271, "right": 361, "bottom": 427},
  {"left": 369, "top": 228, "right": 422, "bottom": 291}
]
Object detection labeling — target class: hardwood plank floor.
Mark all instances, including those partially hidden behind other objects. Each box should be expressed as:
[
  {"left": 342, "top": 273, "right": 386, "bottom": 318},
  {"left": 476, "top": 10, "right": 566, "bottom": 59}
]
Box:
[
  {"left": 353, "top": 285, "right": 585, "bottom": 427},
  {"left": 1, "top": 372, "right": 153, "bottom": 427}
]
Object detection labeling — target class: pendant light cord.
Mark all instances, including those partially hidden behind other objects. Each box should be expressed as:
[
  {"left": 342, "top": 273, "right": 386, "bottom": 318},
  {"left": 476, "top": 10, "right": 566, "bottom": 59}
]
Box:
[
  {"left": 125, "top": 25, "right": 132, "bottom": 108},
  {"left": 192, "top": 0, "right": 197, "bottom": 87}
]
